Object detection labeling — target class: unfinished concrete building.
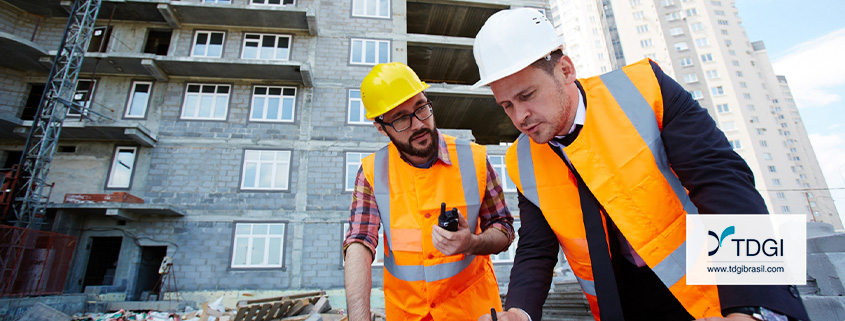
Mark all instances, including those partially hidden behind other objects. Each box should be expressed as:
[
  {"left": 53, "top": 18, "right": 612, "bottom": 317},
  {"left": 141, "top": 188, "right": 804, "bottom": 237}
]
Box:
[{"left": 0, "top": 0, "right": 550, "bottom": 303}]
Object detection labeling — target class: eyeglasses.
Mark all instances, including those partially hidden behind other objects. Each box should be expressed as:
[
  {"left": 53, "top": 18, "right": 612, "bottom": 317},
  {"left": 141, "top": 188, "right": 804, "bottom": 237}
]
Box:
[{"left": 378, "top": 101, "right": 434, "bottom": 132}]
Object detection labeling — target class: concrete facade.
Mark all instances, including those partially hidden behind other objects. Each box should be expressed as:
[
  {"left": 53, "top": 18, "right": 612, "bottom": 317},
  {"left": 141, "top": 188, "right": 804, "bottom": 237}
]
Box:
[{"left": 0, "top": 0, "right": 548, "bottom": 302}]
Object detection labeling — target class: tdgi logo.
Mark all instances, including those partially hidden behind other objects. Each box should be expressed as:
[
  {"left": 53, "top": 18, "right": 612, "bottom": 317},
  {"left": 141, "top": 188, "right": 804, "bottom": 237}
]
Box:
[{"left": 707, "top": 226, "right": 735, "bottom": 256}]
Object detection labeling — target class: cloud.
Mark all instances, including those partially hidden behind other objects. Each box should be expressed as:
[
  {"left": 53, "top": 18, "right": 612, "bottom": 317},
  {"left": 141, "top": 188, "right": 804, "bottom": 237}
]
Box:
[
  {"left": 773, "top": 28, "right": 845, "bottom": 109},
  {"left": 808, "top": 133, "right": 845, "bottom": 227}
]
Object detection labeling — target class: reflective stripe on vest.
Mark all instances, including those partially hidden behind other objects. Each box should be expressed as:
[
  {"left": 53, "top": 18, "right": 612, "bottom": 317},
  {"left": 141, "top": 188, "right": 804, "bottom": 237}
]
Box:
[
  {"left": 598, "top": 69, "right": 699, "bottom": 216},
  {"left": 373, "top": 140, "right": 480, "bottom": 282},
  {"left": 516, "top": 69, "right": 695, "bottom": 293},
  {"left": 575, "top": 275, "right": 597, "bottom": 296}
]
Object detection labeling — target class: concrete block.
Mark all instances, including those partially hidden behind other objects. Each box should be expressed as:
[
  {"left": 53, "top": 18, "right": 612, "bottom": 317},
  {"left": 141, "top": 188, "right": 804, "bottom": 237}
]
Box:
[
  {"left": 807, "top": 233, "right": 845, "bottom": 254},
  {"left": 807, "top": 222, "right": 836, "bottom": 238},
  {"left": 802, "top": 296, "right": 845, "bottom": 321},
  {"left": 807, "top": 253, "right": 845, "bottom": 296},
  {"left": 18, "top": 302, "right": 70, "bottom": 321}
]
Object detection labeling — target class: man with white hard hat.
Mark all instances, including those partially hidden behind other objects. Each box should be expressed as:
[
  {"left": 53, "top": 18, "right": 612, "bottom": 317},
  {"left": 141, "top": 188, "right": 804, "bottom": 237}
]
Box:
[
  {"left": 472, "top": 8, "right": 808, "bottom": 321},
  {"left": 342, "top": 62, "right": 515, "bottom": 321}
]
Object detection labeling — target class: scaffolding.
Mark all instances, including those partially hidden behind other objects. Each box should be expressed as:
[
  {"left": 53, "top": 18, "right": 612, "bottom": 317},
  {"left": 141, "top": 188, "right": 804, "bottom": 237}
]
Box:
[
  {"left": 12, "top": 0, "right": 103, "bottom": 229},
  {"left": 0, "top": 226, "right": 76, "bottom": 297}
]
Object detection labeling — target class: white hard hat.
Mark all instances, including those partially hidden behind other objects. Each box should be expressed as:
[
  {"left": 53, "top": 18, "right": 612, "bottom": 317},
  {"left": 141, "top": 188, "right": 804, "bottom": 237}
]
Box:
[{"left": 472, "top": 8, "right": 564, "bottom": 88}]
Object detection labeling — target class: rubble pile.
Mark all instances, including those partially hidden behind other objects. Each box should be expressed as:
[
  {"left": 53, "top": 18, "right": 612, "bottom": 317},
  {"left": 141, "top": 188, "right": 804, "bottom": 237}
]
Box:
[{"left": 68, "top": 291, "right": 391, "bottom": 321}]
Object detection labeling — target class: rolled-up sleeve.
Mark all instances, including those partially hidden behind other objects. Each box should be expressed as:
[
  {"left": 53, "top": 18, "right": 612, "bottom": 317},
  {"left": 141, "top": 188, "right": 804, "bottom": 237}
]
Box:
[
  {"left": 479, "top": 159, "right": 515, "bottom": 250},
  {"left": 342, "top": 166, "right": 380, "bottom": 260}
]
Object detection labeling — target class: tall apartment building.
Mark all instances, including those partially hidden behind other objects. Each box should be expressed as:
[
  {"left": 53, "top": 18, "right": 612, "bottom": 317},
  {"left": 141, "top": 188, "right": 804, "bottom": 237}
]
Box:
[
  {"left": 0, "top": 0, "right": 548, "bottom": 299},
  {"left": 549, "top": 0, "right": 842, "bottom": 229}
]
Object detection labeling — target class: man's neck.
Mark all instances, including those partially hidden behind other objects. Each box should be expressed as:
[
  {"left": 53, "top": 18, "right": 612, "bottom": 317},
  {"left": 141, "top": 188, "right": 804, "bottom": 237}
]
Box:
[{"left": 401, "top": 152, "right": 437, "bottom": 168}]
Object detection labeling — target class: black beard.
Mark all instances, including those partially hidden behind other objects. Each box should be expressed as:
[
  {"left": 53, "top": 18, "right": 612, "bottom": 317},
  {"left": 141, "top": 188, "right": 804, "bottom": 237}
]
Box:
[{"left": 388, "top": 128, "right": 438, "bottom": 159}]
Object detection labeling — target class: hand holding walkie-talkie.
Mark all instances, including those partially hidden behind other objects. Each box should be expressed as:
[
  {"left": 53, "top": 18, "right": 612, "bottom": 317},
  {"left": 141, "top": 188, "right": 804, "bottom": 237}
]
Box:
[{"left": 438, "top": 202, "right": 459, "bottom": 232}]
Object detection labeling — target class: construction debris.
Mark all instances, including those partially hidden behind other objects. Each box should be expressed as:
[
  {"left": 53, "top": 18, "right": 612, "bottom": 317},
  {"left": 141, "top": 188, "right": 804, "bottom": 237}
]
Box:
[{"left": 68, "top": 291, "right": 372, "bottom": 321}]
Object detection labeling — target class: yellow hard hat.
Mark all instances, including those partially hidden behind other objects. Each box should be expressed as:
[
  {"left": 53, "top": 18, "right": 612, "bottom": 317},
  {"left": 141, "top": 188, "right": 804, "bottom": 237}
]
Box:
[{"left": 361, "top": 62, "right": 430, "bottom": 119}]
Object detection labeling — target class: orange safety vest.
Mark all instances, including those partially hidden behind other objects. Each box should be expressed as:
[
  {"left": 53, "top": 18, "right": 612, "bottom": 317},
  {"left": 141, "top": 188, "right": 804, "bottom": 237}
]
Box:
[
  {"left": 361, "top": 134, "right": 502, "bottom": 321},
  {"left": 505, "top": 59, "right": 721, "bottom": 320}
]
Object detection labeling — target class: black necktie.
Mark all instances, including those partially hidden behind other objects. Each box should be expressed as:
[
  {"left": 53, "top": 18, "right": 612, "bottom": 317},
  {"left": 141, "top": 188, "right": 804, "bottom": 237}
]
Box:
[
  {"left": 555, "top": 124, "right": 583, "bottom": 147},
  {"left": 550, "top": 124, "right": 625, "bottom": 320}
]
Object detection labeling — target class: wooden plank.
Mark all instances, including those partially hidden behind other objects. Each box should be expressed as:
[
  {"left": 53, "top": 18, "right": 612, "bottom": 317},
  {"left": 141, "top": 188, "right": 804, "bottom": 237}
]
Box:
[
  {"left": 234, "top": 306, "right": 250, "bottom": 321},
  {"left": 239, "top": 291, "right": 325, "bottom": 306},
  {"left": 254, "top": 302, "right": 273, "bottom": 321},
  {"left": 243, "top": 304, "right": 262, "bottom": 321},
  {"left": 285, "top": 299, "right": 309, "bottom": 317},
  {"left": 272, "top": 301, "right": 293, "bottom": 319},
  {"left": 311, "top": 297, "right": 330, "bottom": 314},
  {"left": 264, "top": 302, "right": 283, "bottom": 320}
]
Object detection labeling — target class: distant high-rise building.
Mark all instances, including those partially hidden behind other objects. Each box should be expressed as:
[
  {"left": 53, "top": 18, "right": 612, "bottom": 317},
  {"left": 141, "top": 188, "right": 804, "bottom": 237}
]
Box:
[{"left": 550, "top": 0, "right": 842, "bottom": 229}]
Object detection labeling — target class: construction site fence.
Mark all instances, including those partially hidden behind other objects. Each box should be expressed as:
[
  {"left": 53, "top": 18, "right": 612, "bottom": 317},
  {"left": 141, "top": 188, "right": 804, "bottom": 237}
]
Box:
[{"left": 0, "top": 225, "right": 76, "bottom": 297}]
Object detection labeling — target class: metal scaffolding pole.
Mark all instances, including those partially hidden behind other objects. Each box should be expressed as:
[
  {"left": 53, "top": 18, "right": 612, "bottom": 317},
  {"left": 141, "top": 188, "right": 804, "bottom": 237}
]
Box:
[{"left": 13, "top": 0, "right": 102, "bottom": 229}]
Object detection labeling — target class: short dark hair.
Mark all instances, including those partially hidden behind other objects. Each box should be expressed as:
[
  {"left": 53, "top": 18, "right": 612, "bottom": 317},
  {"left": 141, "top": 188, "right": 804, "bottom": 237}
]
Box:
[{"left": 529, "top": 49, "right": 564, "bottom": 76}]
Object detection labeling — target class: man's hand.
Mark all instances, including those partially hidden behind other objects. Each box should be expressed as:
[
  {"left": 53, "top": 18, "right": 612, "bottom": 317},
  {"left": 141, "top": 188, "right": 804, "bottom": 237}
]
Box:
[
  {"left": 477, "top": 308, "right": 530, "bottom": 321},
  {"left": 696, "top": 313, "right": 760, "bottom": 321},
  {"left": 432, "top": 210, "right": 475, "bottom": 256}
]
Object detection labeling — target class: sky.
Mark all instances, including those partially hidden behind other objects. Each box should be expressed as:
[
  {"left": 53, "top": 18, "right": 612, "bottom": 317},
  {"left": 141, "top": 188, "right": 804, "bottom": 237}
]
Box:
[{"left": 734, "top": 0, "right": 845, "bottom": 227}]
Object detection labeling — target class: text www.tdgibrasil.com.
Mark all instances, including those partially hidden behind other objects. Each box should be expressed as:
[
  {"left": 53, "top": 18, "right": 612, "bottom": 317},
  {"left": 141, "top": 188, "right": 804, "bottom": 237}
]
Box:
[{"left": 705, "top": 264, "right": 785, "bottom": 274}]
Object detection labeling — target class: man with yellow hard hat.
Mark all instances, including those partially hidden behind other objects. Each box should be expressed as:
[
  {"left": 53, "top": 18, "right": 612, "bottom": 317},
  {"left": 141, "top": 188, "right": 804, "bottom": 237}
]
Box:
[{"left": 342, "top": 62, "right": 515, "bottom": 321}]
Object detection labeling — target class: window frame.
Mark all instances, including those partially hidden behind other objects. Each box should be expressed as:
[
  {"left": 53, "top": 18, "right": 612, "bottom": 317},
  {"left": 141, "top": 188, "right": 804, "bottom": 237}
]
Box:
[
  {"left": 124, "top": 81, "right": 153, "bottom": 119},
  {"left": 344, "top": 151, "right": 370, "bottom": 192},
  {"left": 230, "top": 222, "right": 288, "bottom": 270},
  {"left": 106, "top": 146, "right": 138, "bottom": 189},
  {"left": 249, "top": 85, "right": 297, "bottom": 123},
  {"left": 349, "top": 38, "right": 391, "bottom": 66},
  {"left": 249, "top": 0, "right": 295, "bottom": 5},
  {"left": 351, "top": 0, "right": 391, "bottom": 19},
  {"left": 347, "top": 89, "right": 369, "bottom": 125},
  {"left": 240, "top": 149, "right": 292, "bottom": 191},
  {"left": 489, "top": 155, "right": 516, "bottom": 193},
  {"left": 68, "top": 79, "right": 97, "bottom": 117},
  {"left": 180, "top": 83, "right": 231, "bottom": 121},
  {"left": 241, "top": 33, "right": 292, "bottom": 61},
  {"left": 191, "top": 30, "right": 226, "bottom": 58},
  {"left": 690, "top": 90, "right": 703, "bottom": 100}
]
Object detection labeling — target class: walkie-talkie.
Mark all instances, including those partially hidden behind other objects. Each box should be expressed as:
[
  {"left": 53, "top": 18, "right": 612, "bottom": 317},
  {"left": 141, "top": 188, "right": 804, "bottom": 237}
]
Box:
[{"left": 438, "top": 202, "right": 459, "bottom": 232}]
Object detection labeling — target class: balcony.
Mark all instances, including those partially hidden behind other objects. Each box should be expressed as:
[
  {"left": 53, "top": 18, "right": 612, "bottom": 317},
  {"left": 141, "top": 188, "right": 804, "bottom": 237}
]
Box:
[
  {"left": 426, "top": 84, "right": 518, "bottom": 145},
  {"left": 13, "top": 120, "right": 158, "bottom": 147},
  {"left": 406, "top": 1, "right": 517, "bottom": 144},
  {"left": 51, "top": 192, "right": 185, "bottom": 221},
  {"left": 3, "top": 0, "right": 316, "bottom": 34},
  {"left": 0, "top": 31, "right": 51, "bottom": 72},
  {"left": 72, "top": 52, "right": 313, "bottom": 85}
]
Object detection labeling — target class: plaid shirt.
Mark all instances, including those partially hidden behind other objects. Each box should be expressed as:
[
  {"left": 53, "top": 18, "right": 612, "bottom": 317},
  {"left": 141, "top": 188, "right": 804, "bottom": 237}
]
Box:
[{"left": 343, "top": 133, "right": 515, "bottom": 258}]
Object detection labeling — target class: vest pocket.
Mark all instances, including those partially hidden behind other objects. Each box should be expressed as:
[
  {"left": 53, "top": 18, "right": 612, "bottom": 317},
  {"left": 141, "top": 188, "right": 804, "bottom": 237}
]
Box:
[{"left": 391, "top": 228, "right": 423, "bottom": 252}]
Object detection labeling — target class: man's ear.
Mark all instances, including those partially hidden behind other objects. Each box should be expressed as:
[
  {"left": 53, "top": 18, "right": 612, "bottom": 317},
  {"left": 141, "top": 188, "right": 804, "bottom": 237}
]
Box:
[
  {"left": 374, "top": 122, "right": 388, "bottom": 137},
  {"left": 558, "top": 55, "right": 577, "bottom": 85}
]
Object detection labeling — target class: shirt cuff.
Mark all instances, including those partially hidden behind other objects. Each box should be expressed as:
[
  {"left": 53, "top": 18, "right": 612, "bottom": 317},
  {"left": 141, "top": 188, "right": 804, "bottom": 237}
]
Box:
[{"left": 342, "top": 239, "right": 376, "bottom": 262}]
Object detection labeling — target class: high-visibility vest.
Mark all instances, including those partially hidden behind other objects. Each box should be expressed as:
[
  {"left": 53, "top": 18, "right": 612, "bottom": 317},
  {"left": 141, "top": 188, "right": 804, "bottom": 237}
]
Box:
[
  {"left": 505, "top": 59, "right": 721, "bottom": 320},
  {"left": 361, "top": 134, "right": 502, "bottom": 321}
]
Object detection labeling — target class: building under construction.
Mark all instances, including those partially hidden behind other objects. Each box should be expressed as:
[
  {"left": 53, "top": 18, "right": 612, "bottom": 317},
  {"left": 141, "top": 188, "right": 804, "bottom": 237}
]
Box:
[{"left": 0, "top": 0, "right": 548, "bottom": 305}]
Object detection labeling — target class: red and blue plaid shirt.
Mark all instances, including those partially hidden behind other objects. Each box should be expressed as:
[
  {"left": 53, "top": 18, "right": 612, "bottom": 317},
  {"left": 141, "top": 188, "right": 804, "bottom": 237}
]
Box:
[{"left": 343, "top": 133, "right": 515, "bottom": 257}]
